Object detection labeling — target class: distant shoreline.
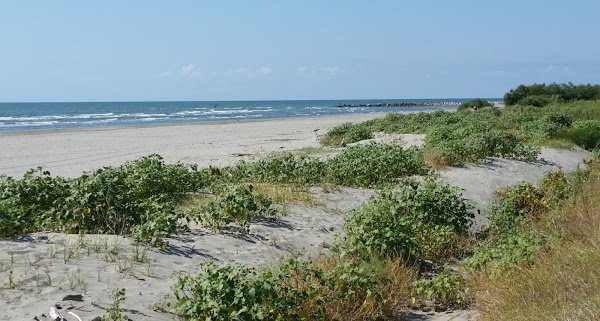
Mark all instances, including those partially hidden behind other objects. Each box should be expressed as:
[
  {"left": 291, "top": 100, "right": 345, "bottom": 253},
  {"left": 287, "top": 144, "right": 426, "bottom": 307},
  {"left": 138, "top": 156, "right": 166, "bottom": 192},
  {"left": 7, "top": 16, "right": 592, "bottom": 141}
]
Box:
[
  {"left": 0, "top": 106, "right": 457, "bottom": 135},
  {"left": 0, "top": 112, "right": 397, "bottom": 177},
  {"left": 0, "top": 99, "right": 470, "bottom": 132},
  {"left": 0, "top": 111, "right": 393, "bottom": 136},
  {"left": 334, "top": 101, "right": 462, "bottom": 108}
]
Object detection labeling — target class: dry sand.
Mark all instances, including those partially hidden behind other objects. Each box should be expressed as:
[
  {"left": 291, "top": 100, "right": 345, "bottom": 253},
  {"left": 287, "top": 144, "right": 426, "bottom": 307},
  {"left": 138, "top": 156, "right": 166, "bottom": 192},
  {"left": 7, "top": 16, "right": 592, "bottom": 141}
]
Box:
[
  {"left": 0, "top": 114, "right": 592, "bottom": 320},
  {"left": 439, "top": 147, "right": 590, "bottom": 229},
  {"left": 0, "top": 113, "right": 386, "bottom": 178},
  {"left": 0, "top": 187, "right": 373, "bottom": 321}
]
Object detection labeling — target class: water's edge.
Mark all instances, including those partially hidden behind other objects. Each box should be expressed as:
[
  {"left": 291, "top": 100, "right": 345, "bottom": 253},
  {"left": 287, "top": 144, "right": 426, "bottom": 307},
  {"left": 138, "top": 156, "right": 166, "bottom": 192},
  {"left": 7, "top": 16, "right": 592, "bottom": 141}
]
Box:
[{"left": 0, "top": 99, "right": 496, "bottom": 131}]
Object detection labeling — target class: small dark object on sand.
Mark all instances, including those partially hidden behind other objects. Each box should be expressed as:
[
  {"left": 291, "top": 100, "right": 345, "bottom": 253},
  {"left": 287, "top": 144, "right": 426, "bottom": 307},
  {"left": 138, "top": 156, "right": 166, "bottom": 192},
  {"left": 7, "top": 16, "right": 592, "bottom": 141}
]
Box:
[{"left": 62, "top": 294, "right": 84, "bottom": 302}]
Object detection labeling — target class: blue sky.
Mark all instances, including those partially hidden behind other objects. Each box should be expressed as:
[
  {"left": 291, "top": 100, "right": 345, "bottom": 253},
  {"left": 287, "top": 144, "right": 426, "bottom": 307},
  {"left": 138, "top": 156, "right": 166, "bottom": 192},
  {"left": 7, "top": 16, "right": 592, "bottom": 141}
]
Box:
[{"left": 1, "top": 1, "right": 599, "bottom": 101}]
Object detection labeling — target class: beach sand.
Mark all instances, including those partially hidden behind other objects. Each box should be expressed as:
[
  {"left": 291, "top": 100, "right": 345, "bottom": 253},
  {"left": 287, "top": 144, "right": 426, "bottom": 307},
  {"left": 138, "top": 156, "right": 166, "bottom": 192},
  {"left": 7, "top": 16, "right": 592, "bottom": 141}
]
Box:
[
  {"left": 0, "top": 113, "right": 591, "bottom": 320},
  {"left": 0, "top": 113, "right": 387, "bottom": 178}
]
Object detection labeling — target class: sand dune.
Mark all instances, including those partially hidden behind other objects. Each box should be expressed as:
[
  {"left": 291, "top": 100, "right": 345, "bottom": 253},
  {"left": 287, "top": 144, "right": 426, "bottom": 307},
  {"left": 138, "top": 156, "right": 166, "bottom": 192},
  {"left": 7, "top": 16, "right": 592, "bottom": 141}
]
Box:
[{"left": 0, "top": 114, "right": 591, "bottom": 320}]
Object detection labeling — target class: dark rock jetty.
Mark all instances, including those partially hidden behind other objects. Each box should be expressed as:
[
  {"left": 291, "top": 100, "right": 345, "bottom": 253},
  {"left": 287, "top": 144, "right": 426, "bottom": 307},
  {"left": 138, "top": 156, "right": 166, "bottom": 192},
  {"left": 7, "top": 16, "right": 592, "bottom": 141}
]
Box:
[{"left": 334, "top": 101, "right": 460, "bottom": 108}]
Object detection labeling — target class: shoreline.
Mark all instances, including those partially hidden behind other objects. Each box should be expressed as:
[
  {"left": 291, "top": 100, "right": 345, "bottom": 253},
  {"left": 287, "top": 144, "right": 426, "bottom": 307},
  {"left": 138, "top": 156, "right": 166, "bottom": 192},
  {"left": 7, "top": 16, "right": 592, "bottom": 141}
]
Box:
[
  {"left": 0, "top": 111, "right": 399, "bottom": 137},
  {"left": 0, "top": 112, "right": 397, "bottom": 178}
]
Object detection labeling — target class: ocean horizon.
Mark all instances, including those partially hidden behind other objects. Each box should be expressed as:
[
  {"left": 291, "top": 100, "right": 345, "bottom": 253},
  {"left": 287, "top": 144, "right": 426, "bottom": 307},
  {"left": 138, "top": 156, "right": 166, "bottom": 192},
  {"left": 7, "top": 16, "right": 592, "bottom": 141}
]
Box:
[{"left": 0, "top": 98, "right": 497, "bottom": 131}]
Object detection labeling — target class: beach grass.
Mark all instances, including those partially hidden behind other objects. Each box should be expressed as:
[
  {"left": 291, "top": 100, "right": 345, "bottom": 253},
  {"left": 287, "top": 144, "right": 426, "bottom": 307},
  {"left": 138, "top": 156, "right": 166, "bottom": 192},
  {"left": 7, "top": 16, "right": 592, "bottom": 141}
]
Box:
[{"left": 472, "top": 156, "right": 600, "bottom": 320}]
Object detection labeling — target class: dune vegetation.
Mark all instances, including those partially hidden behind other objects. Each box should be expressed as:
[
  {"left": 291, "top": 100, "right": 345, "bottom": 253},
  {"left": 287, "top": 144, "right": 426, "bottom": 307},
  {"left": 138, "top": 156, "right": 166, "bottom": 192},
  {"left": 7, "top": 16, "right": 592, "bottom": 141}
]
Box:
[
  {"left": 1, "top": 84, "right": 600, "bottom": 320},
  {"left": 320, "top": 98, "right": 600, "bottom": 166}
]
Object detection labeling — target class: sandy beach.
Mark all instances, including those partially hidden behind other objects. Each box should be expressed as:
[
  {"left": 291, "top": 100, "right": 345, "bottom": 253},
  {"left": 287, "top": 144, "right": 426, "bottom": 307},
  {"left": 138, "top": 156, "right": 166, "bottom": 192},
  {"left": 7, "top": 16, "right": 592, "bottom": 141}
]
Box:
[
  {"left": 0, "top": 112, "right": 592, "bottom": 321},
  {"left": 0, "top": 113, "right": 387, "bottom": 178}
]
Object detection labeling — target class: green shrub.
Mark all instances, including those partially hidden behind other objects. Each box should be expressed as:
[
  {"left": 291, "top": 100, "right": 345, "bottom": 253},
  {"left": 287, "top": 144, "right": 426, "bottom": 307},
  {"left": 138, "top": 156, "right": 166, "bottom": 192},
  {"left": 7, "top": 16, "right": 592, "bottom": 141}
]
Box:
[
  {"left": 61, "top": 155, "right": 202, "bottom": 242},
  {"left": 172, "top": 257, "right": 398, "bottom": 321},
  {"left": 504, "top": 83, "right": 600, "bottom": 106},
  {"left": 555, "top": 120, "right": 600, "bottom": 150},
  {"left": 102, "top": 288, "right": 128, "bottom": 321},
  {"left": 218, "top": 145, "right": 428, "bottom": 188},
  {"left": 425, "top": 123, "right": 539, "bottom": 164},
  {"left": 485, "top": 182, "right": 547, "bottom": 237},
  {"left": 546, "top": 100, "right": 600, "bottom": 121},
  {"left": 320, "top": 100, "right": 600, "bottom": 164},
  {"left": 517, "top": 112, "right": 573, "bottom": 142},
  {"left": 0, "top": 155, "right": 204, "bottom": 243},
  {"left": 343, "top": 178, "right": 472, "bottom": 261},
  {"left": 0, "top": 168, "right": 70, "bottom": 236},
  {"left": 467, "top": 230, "right": 547, "bottom": 270},
  {"left": 319, "top": 122, "right": 373, "bottom": 146},
  {"left": 470, "top": 170, "right": 575, "bottom": 270},
  {"left": 485, "top": 170, "right": 573, "bottom": 239},
  {"left": 518, "top": 95, "right": 555, "bottom": 107},
  {"left": 457, "top": 98, "right": 493, "bottom": 111},
  {"left": 183, "top": 184, "right": 276, "bottom": 232},
  {"left": 412, "top": 266, "right": 469, "bottom": 309},
  {"left": 233, "top": 153, "right": 325, "bottom": 185},
  {"left": 319, "top": 111, "right": 461, "bottom": 146},
  {"left": 325, "top": 145, "right": 429, "bottom": 187},
  {"left": 173, "top": 261, "right": 301, "bottom": 321}
]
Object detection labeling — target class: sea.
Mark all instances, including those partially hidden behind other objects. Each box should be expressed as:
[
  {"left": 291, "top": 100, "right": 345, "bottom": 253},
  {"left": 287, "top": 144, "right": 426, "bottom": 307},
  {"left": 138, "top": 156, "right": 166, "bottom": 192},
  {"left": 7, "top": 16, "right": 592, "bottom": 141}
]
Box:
[{"left": 0, "top": 99, "right": 476, "bottom": 131}]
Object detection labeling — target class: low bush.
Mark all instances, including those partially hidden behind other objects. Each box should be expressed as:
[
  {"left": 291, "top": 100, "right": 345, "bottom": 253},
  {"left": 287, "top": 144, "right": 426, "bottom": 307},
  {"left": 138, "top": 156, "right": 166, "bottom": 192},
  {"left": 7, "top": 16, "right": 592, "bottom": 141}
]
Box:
[
  {"left": 343, "top": 178, "right": 472, "bottom": 261},
  {"left": 554, "top": 120, "right": 600, "bottom": 150},
  {"left": 412, "top": 266, "right": 469, "bottom": 310},
  {"left": 484, "top": 182, "right": 547, "bottom": 237},
  {"left": 172, "top": 257, "right": 416, "bottom": 321},
  {"left": 218, "top": 145, "right": 428, "bottom": 188},
  {"left": 0, "top": 168, "right": 70, "bottom": 236},
  {"left": 325, "top": 145, "right": 429, "bottom": 187},
  {"left": 173, "top": 261, "right": 304, "bottom": 321},
  {"left": 457, "top": 98, "right": 493, "bottom": 111},
  {"left": 0, "top": 155, "right": 204, "bottom": 243},
  {"left": 468, "top": 170, "right": 578, "bottom": 270},
  {"left": 319, "top": 122, "right": 373, "bottom": 146},
  {"left": 484, "top": 170, "right": 572, "bottom": 239},
  {"left": 466, "top": 230, "right": 547, "bottom": 270},
  {"left": 230, "top": 153, "right": 325, "bottom": 185},
  {"left": 517, "top": 112, "right": 572, "bottom": 141},
  {"left": 319, "top": 111, "right": 461, "bottom": 146},
  {"left": 181, "top": 184, "right": 276, "bottom": 232},
  {"left": 425, "top": 124, "right": 539, "bottom": 165}
]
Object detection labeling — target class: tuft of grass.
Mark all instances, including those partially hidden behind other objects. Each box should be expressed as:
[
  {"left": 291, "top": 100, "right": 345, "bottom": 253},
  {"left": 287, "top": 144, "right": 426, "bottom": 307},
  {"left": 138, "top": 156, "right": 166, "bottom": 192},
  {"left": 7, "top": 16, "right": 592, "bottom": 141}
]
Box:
[
  {"left": 103, "top": 288, "right": 128, "bottom": 321},
  {"left": 252, "top": 182, "right": 316, "bottom": 205},
  {"left": 66, "top": 269, "right": 87, "bottom": 292},
  {"left": 292, "top": 146, "right": 336, "bottom": 158},
  {"left": 422, "top": 149, "right": 454, "bottom": 169},
  {"left": 539, "top": 137, "right": 575, "bottom": 148}
]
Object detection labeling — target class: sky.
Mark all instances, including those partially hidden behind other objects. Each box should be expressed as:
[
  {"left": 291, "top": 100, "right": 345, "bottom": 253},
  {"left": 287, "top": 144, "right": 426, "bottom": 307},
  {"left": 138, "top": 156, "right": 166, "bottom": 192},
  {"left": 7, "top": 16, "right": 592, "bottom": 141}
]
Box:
[{"left": 1, "top": 0, "right": 599, "bottom": 102}]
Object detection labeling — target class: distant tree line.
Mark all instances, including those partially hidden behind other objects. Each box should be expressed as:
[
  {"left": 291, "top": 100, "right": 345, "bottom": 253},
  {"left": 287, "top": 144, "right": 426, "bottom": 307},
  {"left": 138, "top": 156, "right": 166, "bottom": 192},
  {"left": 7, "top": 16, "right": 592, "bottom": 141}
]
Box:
[{"left": 504, "top": 83, "right": 600, "bottom": 107}]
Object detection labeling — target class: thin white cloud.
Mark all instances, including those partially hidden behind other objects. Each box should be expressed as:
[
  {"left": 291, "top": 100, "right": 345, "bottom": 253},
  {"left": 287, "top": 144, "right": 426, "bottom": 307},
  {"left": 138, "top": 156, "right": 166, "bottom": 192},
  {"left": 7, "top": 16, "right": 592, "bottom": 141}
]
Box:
[
  {"left": 319, "top": 66, "right": 340, "bottom": 76},
  {"left": 160, "top": 64, "right": 203, "bottom": 78},
  {"left": 258, "top": 66, "right": 272, "bottom": 75},
  {"left": 297, "top": 65, "right": 341, "bottom": 77},
  {"left": 179, "top": 64, "right": 203, "bottom": 77},
  {"left": 227, "top": 66, "right": 273, "bottom": 78},
  {"left": 160, "top": 64, "right": 274, "bottom": 80}
]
